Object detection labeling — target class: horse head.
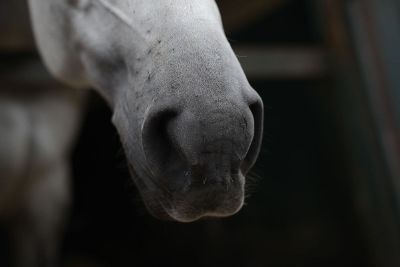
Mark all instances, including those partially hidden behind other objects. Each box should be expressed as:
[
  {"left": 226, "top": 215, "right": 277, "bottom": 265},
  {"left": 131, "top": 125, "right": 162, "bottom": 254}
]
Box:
[{"left": 29, "top": 0, "right": 263, "bottom": 222}]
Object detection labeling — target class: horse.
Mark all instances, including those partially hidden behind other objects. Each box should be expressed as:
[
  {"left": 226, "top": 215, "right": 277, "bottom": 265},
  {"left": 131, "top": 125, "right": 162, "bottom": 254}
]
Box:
[{"left": 0, "top": 0, "right": 263, "bottom": 266}]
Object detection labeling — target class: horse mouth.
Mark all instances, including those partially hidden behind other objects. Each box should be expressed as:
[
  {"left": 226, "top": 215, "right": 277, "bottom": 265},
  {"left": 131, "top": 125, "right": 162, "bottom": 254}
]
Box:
[
  {"left": 128, "top": 160, "right": 246, "bottom": 222},
  {"left": 163, "top": 198, "right": 244, "bottom": 223},
  {"left": 143, "top": 194, "right": 245, "bottom": 223},
  {"left": 140, "top": 179, "right": 245, "bottom": 223}
]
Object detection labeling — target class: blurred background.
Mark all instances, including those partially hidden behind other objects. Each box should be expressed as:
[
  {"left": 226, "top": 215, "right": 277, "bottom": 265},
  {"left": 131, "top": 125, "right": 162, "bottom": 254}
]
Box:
[{"left": 1, "top": 0, "right": 400, "bottom": 266}]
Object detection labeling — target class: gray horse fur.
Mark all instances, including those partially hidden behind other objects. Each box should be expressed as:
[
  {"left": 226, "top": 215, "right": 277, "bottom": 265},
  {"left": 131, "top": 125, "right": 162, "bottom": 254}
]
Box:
[{"left": 0, "top": 0, "right": 263, "bottom": 266}]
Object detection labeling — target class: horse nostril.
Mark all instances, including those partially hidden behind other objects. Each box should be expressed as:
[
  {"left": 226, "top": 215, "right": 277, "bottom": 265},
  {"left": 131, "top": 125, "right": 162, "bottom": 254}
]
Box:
[
  {"left": 241, "top": 93, "right": 264, "bottom": 174},
  {"left": 141, "top": 106, "right": 180, "bottom": 175}
]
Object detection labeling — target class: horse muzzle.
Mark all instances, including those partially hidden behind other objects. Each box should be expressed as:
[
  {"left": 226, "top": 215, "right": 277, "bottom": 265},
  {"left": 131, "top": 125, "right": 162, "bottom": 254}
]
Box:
[{"left": 138, "top": 88, "right": 263, "bottom": 222}]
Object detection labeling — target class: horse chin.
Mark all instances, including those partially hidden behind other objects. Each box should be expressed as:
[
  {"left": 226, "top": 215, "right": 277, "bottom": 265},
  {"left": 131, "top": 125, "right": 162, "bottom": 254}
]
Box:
[
  {"left": 164, "top": 203, "right": 245, "bottom": 223},
  {"left": 129, "top": 162, "right": 246, "bottom": 223},
  {"left": 142, "top": 190, "right": 245, "bottom": 223}
]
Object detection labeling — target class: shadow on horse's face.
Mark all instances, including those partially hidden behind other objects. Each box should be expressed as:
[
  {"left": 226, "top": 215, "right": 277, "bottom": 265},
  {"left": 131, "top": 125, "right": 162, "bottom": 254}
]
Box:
[{"left": 74, "top": 2, "right": 264, "bottom": 222}]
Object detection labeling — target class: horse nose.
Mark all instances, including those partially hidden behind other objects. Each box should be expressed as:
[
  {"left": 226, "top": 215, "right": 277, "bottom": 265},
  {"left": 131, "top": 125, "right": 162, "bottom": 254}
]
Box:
[
  {"left": 241, "top": 88, "right": 264, "bottom": 174},
  {"left": 141, "top": 90, "right": 263, "bottom": 188}
]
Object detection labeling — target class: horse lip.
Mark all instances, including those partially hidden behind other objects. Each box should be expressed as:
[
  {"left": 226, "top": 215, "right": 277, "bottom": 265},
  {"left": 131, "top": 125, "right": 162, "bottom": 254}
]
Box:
[
  {"left": 127, "top": 145, "right": 245, "bottom": 222},
  {"left": 161, "top": 184, "right": 244, "bottom": 222},
  {"left": 145, "top": 199, "right": 176, "bottom": 221},
  {"left": 127, "top": 163, "right": 180, "bottom": 221},
  {"left": 138, "top": 178, "right": 244, "bottom": 223},
  {"left": 162, "top": 199, "right": 244, "bottom": 223}
]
